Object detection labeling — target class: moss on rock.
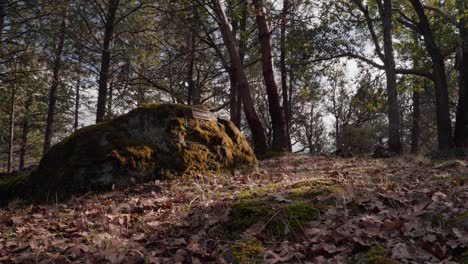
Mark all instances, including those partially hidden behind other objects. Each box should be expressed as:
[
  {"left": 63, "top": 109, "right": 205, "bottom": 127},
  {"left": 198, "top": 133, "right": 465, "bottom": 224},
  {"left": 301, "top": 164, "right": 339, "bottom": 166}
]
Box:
[{"left": 1, "top": 104, "right": 257, "bottom": 204}]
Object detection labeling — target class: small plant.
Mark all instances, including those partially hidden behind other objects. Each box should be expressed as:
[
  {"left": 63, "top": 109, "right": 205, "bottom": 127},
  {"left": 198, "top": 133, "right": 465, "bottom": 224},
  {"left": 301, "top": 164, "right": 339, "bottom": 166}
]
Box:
[
  {"left": 366, "top": 244, "right": 400, "bottom": 264},
  {"left": 231, "top": 239, "right": 264, "bottom": 264}
]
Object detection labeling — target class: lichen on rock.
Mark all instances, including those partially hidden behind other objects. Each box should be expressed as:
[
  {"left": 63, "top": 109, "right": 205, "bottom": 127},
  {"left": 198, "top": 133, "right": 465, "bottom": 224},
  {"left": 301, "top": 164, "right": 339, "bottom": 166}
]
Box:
[{"left": 1, "top": 104, "right": 257, "bottom": 204}]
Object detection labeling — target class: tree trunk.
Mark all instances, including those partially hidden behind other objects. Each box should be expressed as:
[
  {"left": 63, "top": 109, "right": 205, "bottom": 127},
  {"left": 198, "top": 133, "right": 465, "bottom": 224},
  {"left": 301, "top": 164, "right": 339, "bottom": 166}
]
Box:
[
  {"left": 379, "top": 0, "right": 402, "bottom": 153},
  {"left": 409, "top": 0, "right": 453, "bottom": 150},
  {"left": 228, "top": 0, "right": 240, "bottom": 126},
  {"left": 19, "top": 96, "right": 31, "bottom": 171},
  {"left": 43, "top": 0, "right": 69, "bottom": 155},
  {"left": 252, "top": 0, "right": 289, "bottom": 151},
  {"left": 74, "top": 54, "right": 81, "bottom": 132},
  {"left": 107, "top": 81, "right": 114, "bottom": 119},
  {"left": 211, "top": 0, "right": 268, "bottom": 154},
  {"left": 234, "top": 0, "right": 248, "bottom": 127},
  {"left": 411, "top": 89, "right": 420, "bottom": 154},
  {"left": 280, "top": 0, "right": 291, "bottom": 151},
  {"left": 0, "top": 0, "right": 5, "bottom": 56},
  {"left": 96, "top": 0, "right": 119, "bottom": 123},
  {"left": 7, "top": 84, "right": 15, "bottom": 173},
  {"left": 454, "top": 1, "right": 468, "bottom": 149},
  {"left": 187, "top": 28, "right": 196, "bottom": 105}
]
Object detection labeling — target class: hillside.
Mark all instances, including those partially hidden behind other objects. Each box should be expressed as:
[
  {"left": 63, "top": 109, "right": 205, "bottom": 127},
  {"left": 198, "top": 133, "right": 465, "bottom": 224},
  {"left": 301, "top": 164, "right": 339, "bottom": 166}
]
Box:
[{"left": 0, "top": 155, "right": 467, "bottom": 263}]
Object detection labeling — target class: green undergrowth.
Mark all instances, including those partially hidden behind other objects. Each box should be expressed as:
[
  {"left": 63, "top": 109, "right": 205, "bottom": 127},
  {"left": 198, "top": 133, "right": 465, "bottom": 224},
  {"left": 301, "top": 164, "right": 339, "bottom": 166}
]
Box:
[
  {"left": 260, "top": 148, "right": 291, "bottom": 160},
  {"left": 427, "top": 148, "right": 467, "bottom": 160},
  {"left": 365, "top": 245, "right": 400, "bottom": 264},
  {"left": 238, "top": 183, "right": 280, "bottom": 199},
  {"left": 0, "top": 170, "right": 34, "bottom": 204},
  {"left": 350, "top": 244, "right": 399, "bottom": 264},
  {"left": 230, "top": 239, "right": 264, "bottom": 264},
  {"left": 218, "top": 199, "right": 320, "bottom": 240},
  {"left": 458, "top": 250, "right": 468, "bottom": 264},
  {"left": 449, "top": 211, "right": 468, "bottom": 229},
  {"left": 217, "top": 178, "right": 342, "bottom": 241}
]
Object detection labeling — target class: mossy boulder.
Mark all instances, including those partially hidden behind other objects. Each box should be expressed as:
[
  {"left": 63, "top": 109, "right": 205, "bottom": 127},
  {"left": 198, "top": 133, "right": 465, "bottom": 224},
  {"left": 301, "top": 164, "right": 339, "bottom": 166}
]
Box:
[{"left": 1, "top": 104, "right": 257, "bottom": 203}]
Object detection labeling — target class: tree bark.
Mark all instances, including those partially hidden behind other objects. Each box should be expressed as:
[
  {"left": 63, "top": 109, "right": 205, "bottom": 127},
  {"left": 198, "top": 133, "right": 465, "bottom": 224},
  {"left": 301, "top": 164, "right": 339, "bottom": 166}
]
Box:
[
  {"left": 228, "top": 0, "right": 240, "bottom": 127},
  {"left": 235, "top": 0, "right": 248, "bottom": 127},
  {"left": 379, "top": 0, "right": 402, "bottom": 153},
  {"left": 187, "top": 3, "right": 198, "bottom": 106},
  {"left": 280, "top": 0, "right": 292, "bottom": 151},
  {"left": 211, "top": 0, "right": 268, "bottom": 154},
  {"left": 7, "top": 83, "right": 15, "bottom": 173},
  {"left": 19, "top": 96, "right": 31, "bottom": 171},
  {"left": 74, "top": 53, "right": 82, "bottom": 132},
  {"left": 454, "top": 0, "right": 468, "bottom": 149},
  {"left": 0, "top": 0, "right": 5, "bottom": 56},
  {"left": 252, "top": 0, "right": 289, "bottom": 151},
  {"left": 409, "top": 0, "right": 453, "bottom": 150},
  {"left": 43, "top": 0, "right": 69, "bottom": 154},
  {"left": 96, "top": 0, "right": 119, "bottom": 123},
  {"left": 411, "top": 89, "right": 420, "bottom": 154},
  {"left": 107, "top": 80, "right": 114, "bottom": 119}
]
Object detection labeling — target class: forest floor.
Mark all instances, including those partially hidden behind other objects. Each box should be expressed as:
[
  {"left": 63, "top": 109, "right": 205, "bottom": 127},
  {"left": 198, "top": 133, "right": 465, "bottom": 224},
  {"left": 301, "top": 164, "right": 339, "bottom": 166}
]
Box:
[{"left": 0, "top": 155, "right": 467, "bottom": 264}]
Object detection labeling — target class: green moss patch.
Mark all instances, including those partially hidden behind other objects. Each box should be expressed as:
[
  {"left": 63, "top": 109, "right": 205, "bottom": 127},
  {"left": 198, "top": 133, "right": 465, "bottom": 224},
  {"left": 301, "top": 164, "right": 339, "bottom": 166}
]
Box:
[
  {"left": 238, "top": 183, "right": 280, "bottom": 199},
  {"left": 0, "top": 170, "right": 34, "bottom": 204},
  {"left": 230, "top": 239, "right": 264, "bottom": 264},
  {"left": 365, "top": 245, "right": 400, "bottom": 264},
  {"left": 218, "top": 199, "right": 320, "bottom": 240},
  {"left": 287, "top": 183, "right": 344, "bottom": 202},
  {"left": 449, "top": 211, "right": 468, "bottom": 230}
]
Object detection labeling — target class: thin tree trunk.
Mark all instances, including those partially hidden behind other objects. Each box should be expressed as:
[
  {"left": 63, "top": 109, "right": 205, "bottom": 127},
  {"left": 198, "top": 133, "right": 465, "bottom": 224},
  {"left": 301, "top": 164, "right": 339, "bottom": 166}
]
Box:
[
  {"left": 280, "top": 0, "right": 291, "bottom": 151},
  {"left": 0, "top": 0, "right": 5, "bottom": 56},
  {"left": 229, "top": 0, "right": 239, "bottom": 126},
  {"left": 252, "top": 0, "right": 289, "bottom": 151},
  {"left": 96, "top": 0, "right": 119, "bottom": 123},
  {"left": 7, "top": 83, "right": 15, "bottom": 173},
  {"left": 411, "top": 89, "right": 420, "bottom": 154},
  {"left": 235, "top": 0, "right": 248, "bottom": 127},
  {"left": 410, "top": 0, "right": 453, "bottom": 150},
  {"left": 211, "top": 0, "right": 268, "bottom": 154},
  {"left": 74, "top": 54, "right": 81, "bottom": 132},
  {"left": 43, "top": 0, "right": 69, "bottom": 154},
  {"left": 19, "top": 96, "right": 31, "bottom": 171},
  {"left": 379, "top": 0, "right": 402, "bottom": 153},
  {"left": 187, "top": 30, "right": 196, "bottom": 105},
  {"left": 454, "top": 1, "right": 468, "bottom": 149},
  {"left": 107, "top": 81, "right": 114, "bottom": 119}
]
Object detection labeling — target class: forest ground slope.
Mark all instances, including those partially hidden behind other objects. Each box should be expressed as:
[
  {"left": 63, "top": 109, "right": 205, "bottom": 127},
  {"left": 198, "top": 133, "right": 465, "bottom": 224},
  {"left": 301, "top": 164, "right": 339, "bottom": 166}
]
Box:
[{"left": 0, "top": 155, "right": 467, "bottom": 263}]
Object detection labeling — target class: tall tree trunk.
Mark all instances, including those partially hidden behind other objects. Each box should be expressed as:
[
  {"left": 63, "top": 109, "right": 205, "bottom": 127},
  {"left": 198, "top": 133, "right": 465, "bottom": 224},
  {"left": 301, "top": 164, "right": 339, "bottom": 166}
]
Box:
[
  {"left": 211, "top": 0, "right": 268, "bottom": 154},
  {"left": 411, "top": 89, "right": 420, "bottom": 154},
  {"left": 228, "top": 0, "right": 240, "bottom": 126},
  {"left": 107, "top": 81, "right": 114, "bottom": 119},
  {"left": 252, "top": 0, "right": 289, "bottom": 151},
  {"left": 234, "top": 0, "right": 248, "bottom": 127},
  {"left": 187, "top": 32, "right": 195, "bottom": 105},
  {"left": 379, "top": 0, "right": 402, "bottom": 153},
  {"left": 19, "top": 96, "right": 31, "bottom": 171},
  {"left": 43, "top": 0, "right": 69, "bottom": 155},
  {"left": 409, "top": 0, "right": 453, "bottom": 150},
  {"left": 7, "top": 84, "right": 15, "bottom": 173},
  {"left": 0, "top": 0, "right": 5, "bottom": 56},
  {"left": 96, "top": 0, "right": 119, "bottom": 123},
  {"left": 74, "top": 54, "right": 81, "bottom": 132},
  {"left": 454, "top": 1, "right": 468, "bottom": 149},
  {"left": 280, "top": 0, "right": 291, "bottom": 151}
]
